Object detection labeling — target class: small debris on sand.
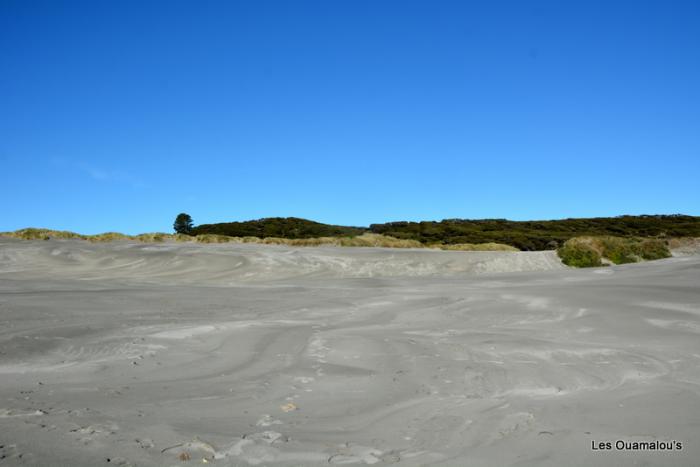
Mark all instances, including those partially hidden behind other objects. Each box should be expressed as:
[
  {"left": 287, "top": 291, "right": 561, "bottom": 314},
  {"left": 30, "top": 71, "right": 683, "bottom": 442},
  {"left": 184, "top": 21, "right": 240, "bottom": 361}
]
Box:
[{"left": 280, "top": 402, "right": 298, "bottom": 412}]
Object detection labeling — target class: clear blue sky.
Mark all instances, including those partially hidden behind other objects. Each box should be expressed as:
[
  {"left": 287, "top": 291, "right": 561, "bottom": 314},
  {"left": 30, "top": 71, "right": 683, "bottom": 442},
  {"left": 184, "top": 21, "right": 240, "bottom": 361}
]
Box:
[{"left": 2, "top": 1, "right": 699, "bottom": 234}]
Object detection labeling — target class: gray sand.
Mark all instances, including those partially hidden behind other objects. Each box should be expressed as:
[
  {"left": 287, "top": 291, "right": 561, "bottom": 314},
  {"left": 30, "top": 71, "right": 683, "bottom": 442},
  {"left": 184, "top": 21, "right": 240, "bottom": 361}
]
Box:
[{"left": 0, "top": 238, "right": 698, "bottom": 466}]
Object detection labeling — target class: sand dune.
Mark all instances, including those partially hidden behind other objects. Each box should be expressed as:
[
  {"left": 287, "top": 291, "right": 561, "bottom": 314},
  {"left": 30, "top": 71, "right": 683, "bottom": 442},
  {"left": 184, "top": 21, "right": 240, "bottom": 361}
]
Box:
[
  {"left": 0, "top": 238, "right": 698, "bottom": 466},
  {"left": 0, "top": 239, "right": 563, "bottom": 285}
]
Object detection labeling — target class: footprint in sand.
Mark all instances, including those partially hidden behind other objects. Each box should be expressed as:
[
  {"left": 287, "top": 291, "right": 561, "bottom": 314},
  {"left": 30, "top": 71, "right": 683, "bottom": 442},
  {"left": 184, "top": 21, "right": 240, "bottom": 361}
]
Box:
[
  {"left": 256, "top": 414, "right": 283, "bottom": 427},
  {"left": 134, "top": 437, "right": 154, "bottom": 449},
  {"left": 328, "top": 443, "right": 392, "bottom": 464},
  {"left": 69, "top": 422, "right": 119, "bottom": 445},
  {"left": 215, "top": 432, "right": 329, "bottom": 464},
  {"left": 105, "top": 456, "right": 131, "bottom": 466},
  {"left": 0, "top": 408, "right": 47, "bottom": 418},
  {"left": 495, "top": 412, "right": 534, "bottom": 439}
]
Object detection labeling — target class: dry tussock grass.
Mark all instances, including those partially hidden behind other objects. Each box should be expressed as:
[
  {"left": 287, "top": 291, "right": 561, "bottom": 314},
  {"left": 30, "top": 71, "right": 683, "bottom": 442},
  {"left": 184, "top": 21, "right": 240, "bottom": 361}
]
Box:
[
  {"left": 192, "top": 233, "right": 425, "bottom": 248},
  {"left": 339, "top": 233, "right": 423, "bottom": 248},
  {"left": 437, "top": 242, "right": 518, "bottom": 252},
  {"left": 1, "top": 228, "right": 520, "bottom": 252},
  {"left": 2, "top": 228, "right": 86, "bottom": 240},
  {"left": 1, "top": 228, "right": 173, "bottom": 243},
  {"left": 1, "top": 229, "right": 426, "bottom": 249},
  {"left": 88, "top": 232, "right": 131, "bottom": 242}
]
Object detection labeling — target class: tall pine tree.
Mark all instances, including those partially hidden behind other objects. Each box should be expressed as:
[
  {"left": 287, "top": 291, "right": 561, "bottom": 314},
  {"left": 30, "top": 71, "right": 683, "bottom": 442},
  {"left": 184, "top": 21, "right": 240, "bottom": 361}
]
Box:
[{"left": 173, "top": 213, "right": 194, "bottom": 235}]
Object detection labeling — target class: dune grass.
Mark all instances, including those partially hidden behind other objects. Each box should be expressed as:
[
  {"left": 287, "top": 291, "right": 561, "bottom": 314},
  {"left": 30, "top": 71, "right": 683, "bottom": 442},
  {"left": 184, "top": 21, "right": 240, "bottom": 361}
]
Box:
[
  {"left": 556, "top": 239, "right": 603, "bottom": 267},
  {"left": 1, "top": 228, "right": 174, "bottom": 243},
  {"left": 3, "top": 228, "right": 87, "bottom": 241},
  {"left": 87, "top": 232, "right": 132, "bottom": 242},
  {"left": 134, "top": 232, "right": 170, "bottom": 243},
  {"left": 338, "top": 233, "right": 423, "bottom": 248},
  {"left": 435, "top": 242, "right": 519, "bottom": 252},
  {"left": 1, "top": 228, "right": 518, "bottom": 252},
  {"left": 2, "top": 229, "right": 679, "bottom": 264},
  {"left": 192, "top": 234, "right": 238, "bottom": 244},
  {"left": 557, "top": 236, "right": 671, "bottom": 267}
]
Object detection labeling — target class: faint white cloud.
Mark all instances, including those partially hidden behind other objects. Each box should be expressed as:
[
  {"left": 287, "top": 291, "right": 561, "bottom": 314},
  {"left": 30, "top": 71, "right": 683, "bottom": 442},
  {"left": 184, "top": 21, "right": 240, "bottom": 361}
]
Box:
[
  {"left": 79, "top": 164, "right": 148, "bottom": 189},
  {"left": 44, "top": 157, "right": 148, "bottom": 189},
  {"left": 85, "top": 167, "right": 109, "bottom": 180}
]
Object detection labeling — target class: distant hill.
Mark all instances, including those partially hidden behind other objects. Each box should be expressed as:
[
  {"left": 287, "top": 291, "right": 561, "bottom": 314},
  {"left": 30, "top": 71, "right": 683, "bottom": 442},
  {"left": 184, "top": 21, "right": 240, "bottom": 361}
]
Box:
[
  {"left": 191, "top": 217, "right": 366, "bottom": 239},
  {"left": 191, "top": 215, "right": 700, "bottom": 251},
  {"left": 369, "top": 215, "right": 700, "bottom": 250}
]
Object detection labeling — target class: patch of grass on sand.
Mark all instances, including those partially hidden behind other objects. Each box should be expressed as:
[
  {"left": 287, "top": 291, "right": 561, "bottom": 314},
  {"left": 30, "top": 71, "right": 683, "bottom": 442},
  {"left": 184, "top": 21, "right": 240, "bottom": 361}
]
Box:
[
  {"left": 87, "top": 232, "right": 132, "bottom": 242},
  {"left": 192, "top": 233, "right": 425, "bottom": 248},
  {"left": 193, "top": 234, "right": 236, "bottom": 243},
  {"left": 264, "top": 236, "right": 338, "bottom": 246},
  {"left": 436, "top": 242, "right": 518, "bottom": 252},
  {"left": 6, "top": 229, "right": 673, "bottom": 264},
  {"left": 134, "top": 233, "right": 170, "bottom": 242},
  {"left": 338, "top": 233, "right": 423, "bottom": 248},
  {"left": 1, "top": 229, "right": 174, "bottom": 243},
  {"left": 3, "top": 228, "right": 87, "bottom": 241},
  {"left": 172, "top": 233, "right": 195, "bottom": 242},
  {"left": 558, "top": 236, "right": 671, "bottom": 267},
  {"left": 1, "top": 229, "right": 437, "bottom": 250}
]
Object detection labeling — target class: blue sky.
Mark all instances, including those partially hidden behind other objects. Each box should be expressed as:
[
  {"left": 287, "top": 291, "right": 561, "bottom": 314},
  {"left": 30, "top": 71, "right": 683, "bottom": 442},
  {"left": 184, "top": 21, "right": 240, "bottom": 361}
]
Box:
[{"left": 2, "top": 1, "right": 699, "bottom": 234}]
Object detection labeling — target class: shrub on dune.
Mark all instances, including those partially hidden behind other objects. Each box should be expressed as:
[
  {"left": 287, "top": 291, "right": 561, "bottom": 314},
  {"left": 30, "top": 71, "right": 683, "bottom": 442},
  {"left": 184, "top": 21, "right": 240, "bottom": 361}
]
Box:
[
  {"left": 638, "top": 239, "right": 672, "bottom": 260},
  {"left": 558, "top": 236, "right": 671, "bottom": 267},
  {"left": 598, "top": 237, "right": 638, "bottom": 264},
  {"left": 557, "top": 239, "right": 603, "bottom": 267}
]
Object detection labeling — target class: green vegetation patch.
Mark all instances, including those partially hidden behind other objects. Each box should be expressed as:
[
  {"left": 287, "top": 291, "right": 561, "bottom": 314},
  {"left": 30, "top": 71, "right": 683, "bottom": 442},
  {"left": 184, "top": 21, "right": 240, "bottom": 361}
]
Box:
[
  {"left": 370, "top": 215, "right": 700, "bottom": 251},
  {"left": 638, "top": 239, "right": 673, "bottom": 260},
  {"left": 557, "top": 239, "right": 603, "bottom": 267},
  {"left": 191, "top": 217, "right": 365, "bottom": 239},
  {"left": 558, "top": 236, "right": 671, "bottom": 267}
]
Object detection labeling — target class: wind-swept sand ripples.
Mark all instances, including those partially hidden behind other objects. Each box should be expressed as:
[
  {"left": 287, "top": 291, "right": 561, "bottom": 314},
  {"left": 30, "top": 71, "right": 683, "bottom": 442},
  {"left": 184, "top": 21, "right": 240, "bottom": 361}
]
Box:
[{"left": 0, "top": 239, "right": 698, "bottom": 466}]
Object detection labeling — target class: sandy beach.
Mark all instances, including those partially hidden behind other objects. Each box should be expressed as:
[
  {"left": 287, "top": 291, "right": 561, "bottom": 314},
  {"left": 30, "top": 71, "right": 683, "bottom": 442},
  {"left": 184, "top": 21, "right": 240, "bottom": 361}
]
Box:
[{"left": 0, "top": 238, "right": 698, "bottom": 466}]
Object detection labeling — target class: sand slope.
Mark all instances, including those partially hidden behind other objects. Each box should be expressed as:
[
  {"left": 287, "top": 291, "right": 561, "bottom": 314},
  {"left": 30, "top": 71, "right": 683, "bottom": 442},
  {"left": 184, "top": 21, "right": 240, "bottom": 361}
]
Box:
[
  {"left": 0, "top": 239, "right": 698, "bottom": 466},
  {"left": 0, "top": 239, "right": 564, "bottom": 284}
]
